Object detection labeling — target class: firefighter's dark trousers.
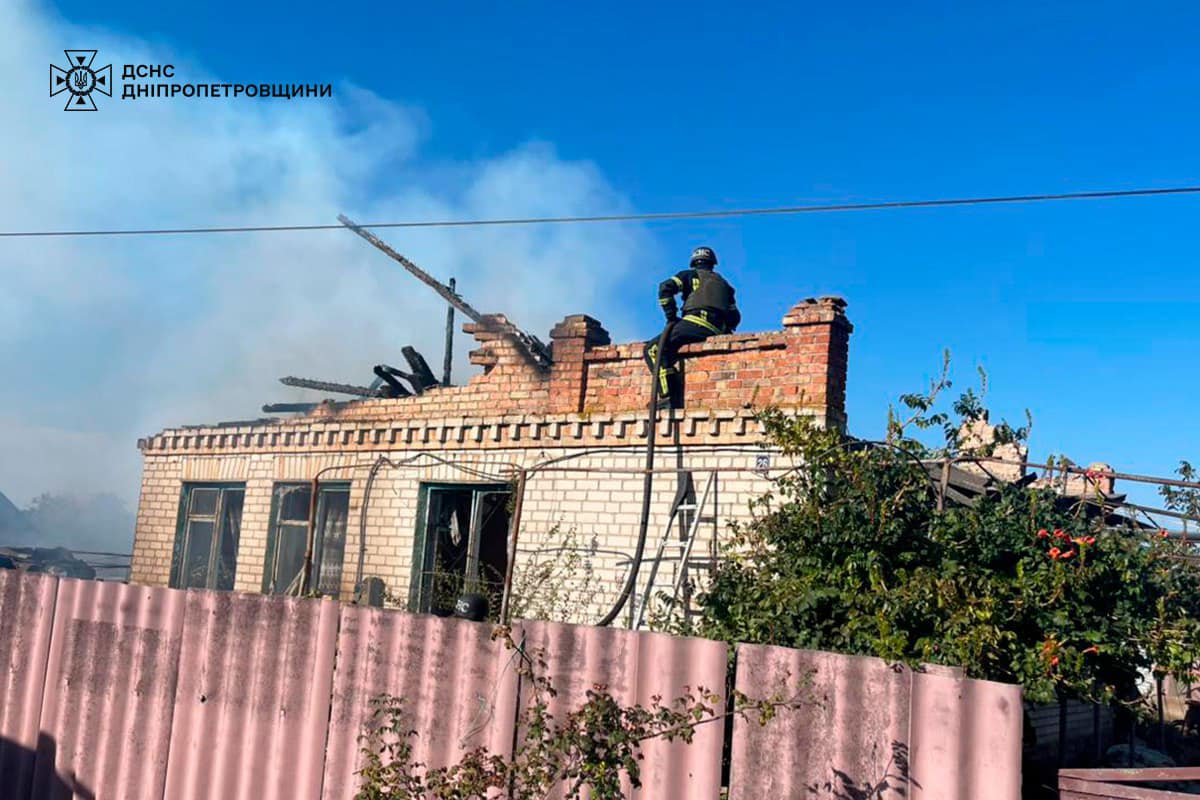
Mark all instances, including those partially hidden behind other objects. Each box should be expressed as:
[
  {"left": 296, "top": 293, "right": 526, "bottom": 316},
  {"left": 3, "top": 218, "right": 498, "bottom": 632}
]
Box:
[{"left": 642, "top": 319, "right": 715, "bottom": 409}]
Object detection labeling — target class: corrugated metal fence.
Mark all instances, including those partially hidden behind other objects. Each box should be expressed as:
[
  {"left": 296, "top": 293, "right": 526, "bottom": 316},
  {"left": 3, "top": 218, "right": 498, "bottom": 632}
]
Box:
[{"left": 0, "top": 570, "right": 1023, "bottom": 799}]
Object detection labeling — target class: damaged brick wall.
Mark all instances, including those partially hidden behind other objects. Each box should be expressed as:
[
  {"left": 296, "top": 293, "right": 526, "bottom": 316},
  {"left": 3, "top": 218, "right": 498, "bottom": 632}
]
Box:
[
  {"left": 301, "top": 296, "right": 852, "bottom": 427},
  {"left": 130, "top": 296, "right": 853, "bottom": 617},
  {"left": 572, "top": 297, "right": 851, "bottom": 424}
]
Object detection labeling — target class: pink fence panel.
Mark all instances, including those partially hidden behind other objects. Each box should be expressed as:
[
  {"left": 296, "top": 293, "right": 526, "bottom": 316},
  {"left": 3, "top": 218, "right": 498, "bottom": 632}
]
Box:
[
  {"left": 0, "top": 571, "right": 58, "bottom": 798},
  {"left": 163, "top": 591, "right": 339, "bottom": 800},
  {"left": 729, "top": 643, "right": 1023, "bottom": 800},
  {"left": 909, "top": 668, "right": 1023, "bottom": 799},
  {"left": 0, "top": 568, "right": 1027, "bottom": 800},
  {"left": 322, "top": 608, "right": 520, "bottom": 800},
  {"left": 33, "top": 577, "right": 187, "bottom": 800},
  {"left": 730, "top": 645, "right": 910, "bottom": 799},
  {"left": 516, "top": 620, "right": 728, "bottom": 800}
]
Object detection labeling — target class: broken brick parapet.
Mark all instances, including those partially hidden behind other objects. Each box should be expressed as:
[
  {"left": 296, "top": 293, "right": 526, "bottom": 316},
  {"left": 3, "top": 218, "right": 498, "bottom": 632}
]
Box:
[
  {"left": 584, "top": 332, "right": 788, "bottom": 364},
  {"left": 140, "top": 295, "right": 852, "bottom": 445},
  {"left": 549, "top": 314, "right": 611, "bottom": 347},
  {"left": 782, "top": 295, "right": 852, "bottom": 330},
  {"left": 462, "top": 314, "right": 544, "bottom": 376},
  {"left": 300, "top": 379, "right": 555, "bottom": 423},
  {"left": 579, "top": 297, "right": 851, "bottom": 422}
]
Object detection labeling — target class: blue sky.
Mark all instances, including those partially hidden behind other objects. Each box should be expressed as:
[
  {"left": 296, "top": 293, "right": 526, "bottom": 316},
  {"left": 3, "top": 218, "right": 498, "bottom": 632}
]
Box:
[{"left": 4, "top": 1, "right": 1200, "bottom": 516}]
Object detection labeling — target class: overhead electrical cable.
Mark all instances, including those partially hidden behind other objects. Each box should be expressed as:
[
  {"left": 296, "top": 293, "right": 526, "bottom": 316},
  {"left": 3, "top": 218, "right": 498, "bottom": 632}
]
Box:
[{"left": 0, "top": 185, "right": 1197, "bottom": 239}]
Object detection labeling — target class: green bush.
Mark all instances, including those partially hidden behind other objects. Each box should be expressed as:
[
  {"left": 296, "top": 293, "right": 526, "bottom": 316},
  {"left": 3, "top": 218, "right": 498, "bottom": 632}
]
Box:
[{"left": 697, "top": 369, "right": 1200, "bottom": 704}]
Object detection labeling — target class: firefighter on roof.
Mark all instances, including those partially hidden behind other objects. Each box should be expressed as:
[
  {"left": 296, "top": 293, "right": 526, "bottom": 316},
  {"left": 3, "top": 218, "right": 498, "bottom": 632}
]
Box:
[{"left": 644, "top": 246, "right": 741, "bottom": 409}]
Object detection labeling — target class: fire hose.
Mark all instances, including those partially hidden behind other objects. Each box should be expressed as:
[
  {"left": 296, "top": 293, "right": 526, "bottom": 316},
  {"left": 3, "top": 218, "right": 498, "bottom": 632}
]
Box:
[{"left": 596, "top": 321, "right": 675, "bottom": 626}]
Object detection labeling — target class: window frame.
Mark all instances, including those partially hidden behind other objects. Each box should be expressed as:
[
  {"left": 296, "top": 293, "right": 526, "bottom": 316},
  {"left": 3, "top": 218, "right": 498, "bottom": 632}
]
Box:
[
  {"left": 409, "top": 482, "right": 511, "bottom": 613},
  {"left": 262, "top": 481, "right": 351, "bottom": 598},
  {"left": 171, "top": 482, "right": 246, "bottom": 591}
]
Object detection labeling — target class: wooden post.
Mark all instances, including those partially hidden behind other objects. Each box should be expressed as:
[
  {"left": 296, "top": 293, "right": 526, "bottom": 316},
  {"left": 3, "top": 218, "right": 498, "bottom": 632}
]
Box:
[
  {"left": 1057, "top": 689, "right": 1068, "bottom": 768},
  {"left": 499, "top": 469, "right": 527, "bottom": 625},
  {"left": 1158, "top": 674, "right": 1167, "bottom": 753},
  {"left": 443, "top": 277, "right": 455, "bottom": 386},
  {"left": 300, "top": 476, "right": 319, "bottom": 595},
  {"left": 937, "top": 458, "right": 950, "bottom": 512}
]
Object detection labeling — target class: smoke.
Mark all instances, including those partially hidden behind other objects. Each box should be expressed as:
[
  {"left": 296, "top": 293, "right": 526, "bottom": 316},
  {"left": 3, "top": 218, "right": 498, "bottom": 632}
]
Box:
[{"left": 0, "top": 1, "right": 657, "bottom": 536}]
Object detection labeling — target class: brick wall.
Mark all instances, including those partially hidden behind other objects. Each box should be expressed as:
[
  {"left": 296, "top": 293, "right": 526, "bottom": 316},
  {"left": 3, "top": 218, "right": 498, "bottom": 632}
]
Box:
[
  {"left": 131, "top": 297, "right": 853, "bottom": 624},
  {"left": 578, "top": 298, "right": 850, "bottom": 422},
  {"left": 282, "top": 296, "right": 851, "bottom": 426},
  {"left": 131, "top": 442, "right": 784, "bottom": 624}
]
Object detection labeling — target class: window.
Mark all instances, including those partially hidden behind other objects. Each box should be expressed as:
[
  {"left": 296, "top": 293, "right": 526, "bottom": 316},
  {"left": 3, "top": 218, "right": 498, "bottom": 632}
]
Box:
[
  {"left": 171, "top": 484, "right": 244, "bottom": 590},
  {"left": 263, "top": 483, "right": 350, "bottom": 598},
  {"left": 410, "top": 484, "right": 511, "bottom": 615}
]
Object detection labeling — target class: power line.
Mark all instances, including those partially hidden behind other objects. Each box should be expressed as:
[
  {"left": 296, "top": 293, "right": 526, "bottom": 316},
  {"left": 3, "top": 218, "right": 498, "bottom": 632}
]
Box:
[{"left": 1, "top": 185, "right": 1198, "bottom": 239}]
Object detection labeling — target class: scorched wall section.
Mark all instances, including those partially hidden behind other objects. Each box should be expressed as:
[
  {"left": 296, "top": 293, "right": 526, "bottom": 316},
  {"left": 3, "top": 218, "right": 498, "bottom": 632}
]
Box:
[{"left": 131, "top": 297, "right": 852, "bottom": 624}]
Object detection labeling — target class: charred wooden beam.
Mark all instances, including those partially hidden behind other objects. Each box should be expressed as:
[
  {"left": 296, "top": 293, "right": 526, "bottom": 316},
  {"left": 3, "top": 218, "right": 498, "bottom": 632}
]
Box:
[
  {"left": 338, "top": 214, "right": 485, "bottom": 320},
  {"left": 402, "top": 346, "right": 440, "bottom": 390},
  {"left": 337, "top": 214, "right": 552, "bottom": 370},
  {"left": 372, "top": 364, "right": 414, "bottom": 397},
  {"left": 262, "top": 402, "right": 321, "bottom": 414},
  {"left": 279, "top": 376, "right": 379, "bottom": 397}
]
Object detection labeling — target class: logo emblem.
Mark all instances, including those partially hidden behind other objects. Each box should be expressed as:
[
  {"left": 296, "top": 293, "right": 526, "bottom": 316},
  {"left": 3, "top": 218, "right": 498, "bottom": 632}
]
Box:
[{"left": 50, "top": 50, "right": 112, "bottom": 111}]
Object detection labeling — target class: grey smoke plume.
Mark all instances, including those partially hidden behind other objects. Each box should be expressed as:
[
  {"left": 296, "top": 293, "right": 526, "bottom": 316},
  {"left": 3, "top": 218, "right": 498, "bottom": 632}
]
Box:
[{"left": 0, "top": 0, "right": 657, "bottom": 548}]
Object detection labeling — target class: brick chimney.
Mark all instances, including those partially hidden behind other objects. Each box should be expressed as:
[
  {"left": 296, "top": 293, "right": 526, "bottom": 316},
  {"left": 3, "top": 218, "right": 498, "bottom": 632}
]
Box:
[
  {"left": 548, "top": 314, "right": 610, "bottom": 413},
  {"left": 780, "top": 296, "right": 853, "bottom": 429}
]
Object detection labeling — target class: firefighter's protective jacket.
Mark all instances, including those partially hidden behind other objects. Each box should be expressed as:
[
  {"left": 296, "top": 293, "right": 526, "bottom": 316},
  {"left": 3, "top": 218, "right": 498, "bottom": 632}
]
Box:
[{"left": 657, "top": 267, "right": 741, "bottom": 333}]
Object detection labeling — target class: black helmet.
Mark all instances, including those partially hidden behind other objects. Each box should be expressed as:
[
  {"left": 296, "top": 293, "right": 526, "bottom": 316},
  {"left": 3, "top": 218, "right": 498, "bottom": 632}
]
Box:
[
  {"left": 453, "top": 592, "right": 489, "bottom": 622},
  {"left": 690, "top": 246, "right": 718, "bottom": 268}
]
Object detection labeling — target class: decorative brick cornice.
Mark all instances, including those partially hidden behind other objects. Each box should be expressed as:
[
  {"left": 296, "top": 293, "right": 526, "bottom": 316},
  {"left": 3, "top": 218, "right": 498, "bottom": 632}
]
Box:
[{"left": 135, "top": 407, "right": 819, "bottom": 457}]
